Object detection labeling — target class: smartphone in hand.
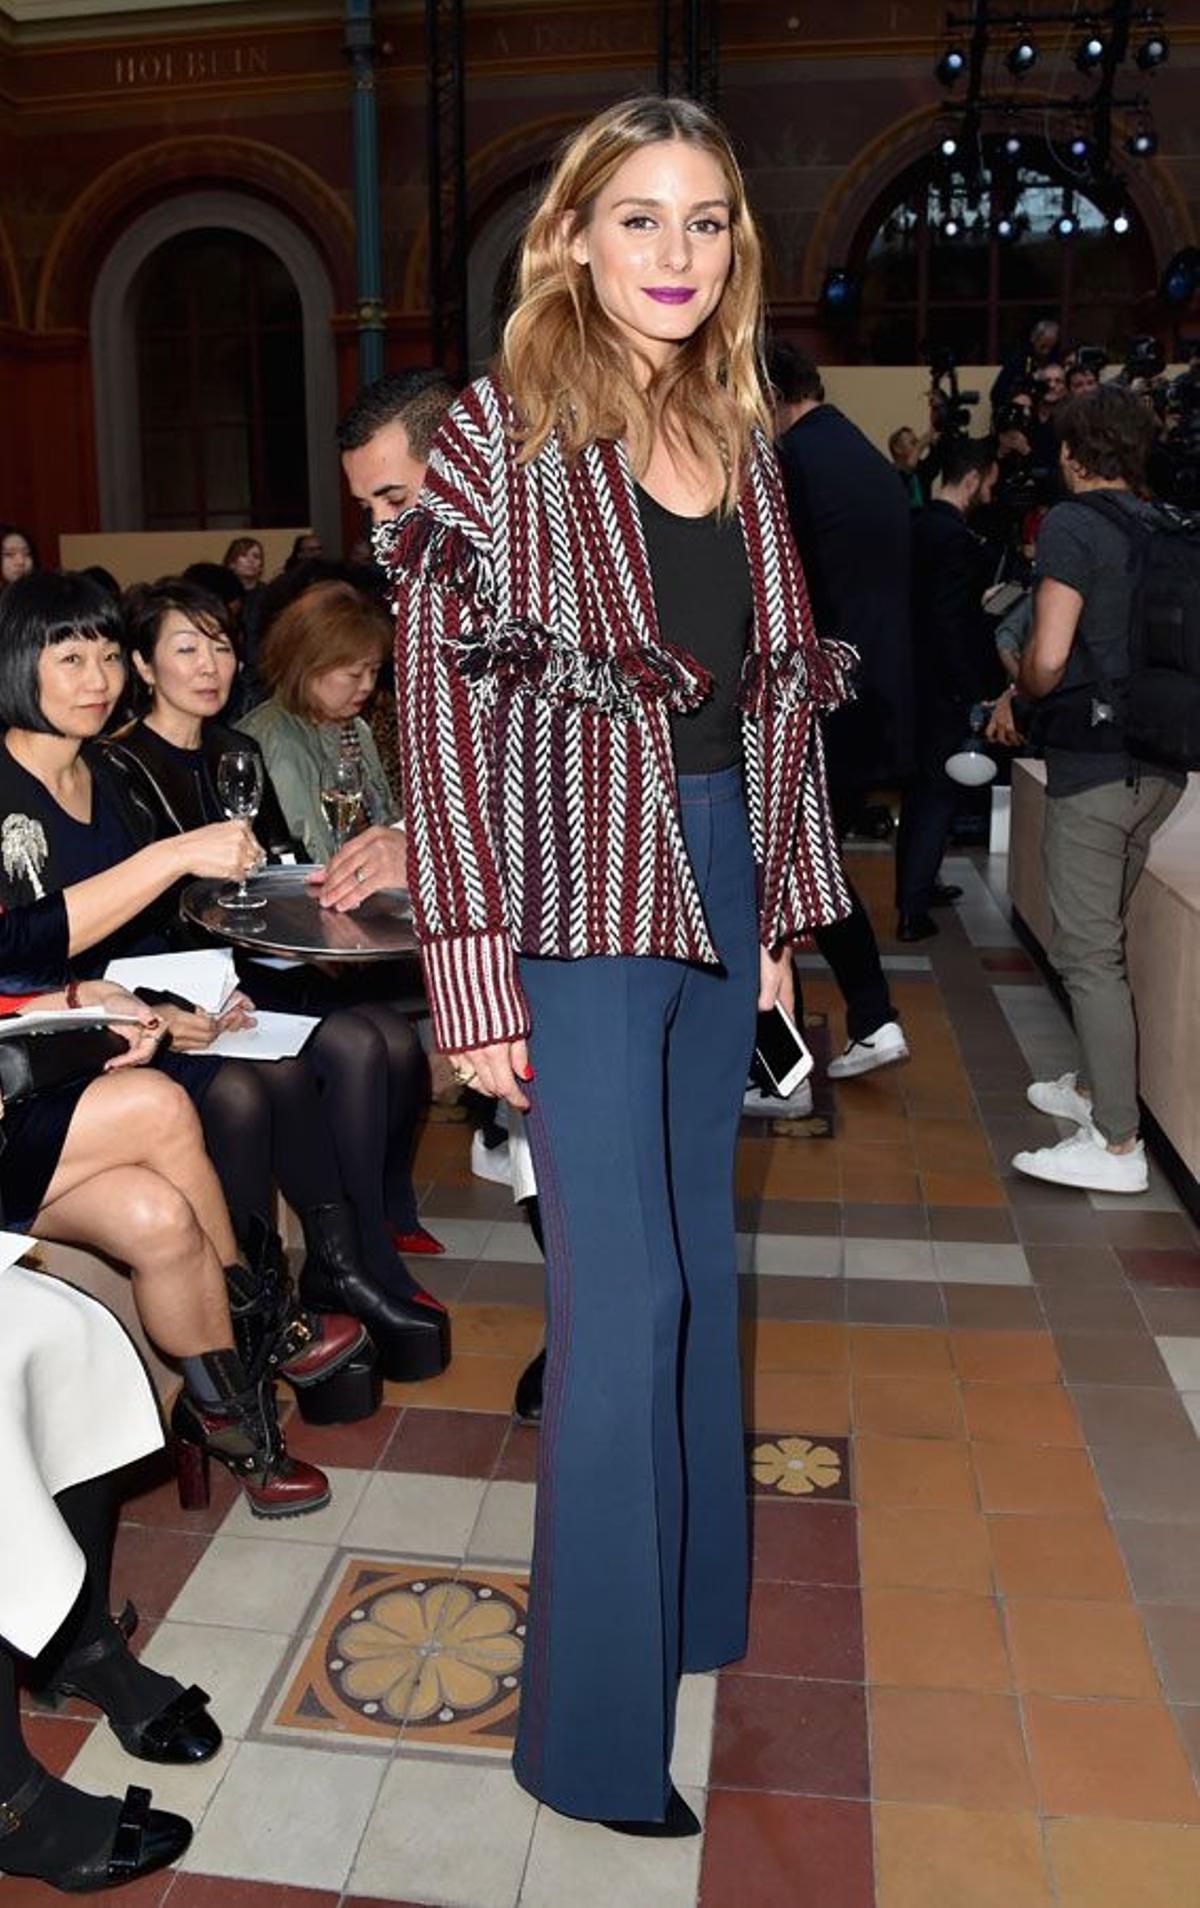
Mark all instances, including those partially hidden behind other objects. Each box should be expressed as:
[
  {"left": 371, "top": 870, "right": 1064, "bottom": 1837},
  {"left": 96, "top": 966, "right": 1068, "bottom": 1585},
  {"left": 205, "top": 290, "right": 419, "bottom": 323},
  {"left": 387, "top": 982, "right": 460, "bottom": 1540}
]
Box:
[{"left": 750, "top": 1002, "right": 814, "bottom": 1100}]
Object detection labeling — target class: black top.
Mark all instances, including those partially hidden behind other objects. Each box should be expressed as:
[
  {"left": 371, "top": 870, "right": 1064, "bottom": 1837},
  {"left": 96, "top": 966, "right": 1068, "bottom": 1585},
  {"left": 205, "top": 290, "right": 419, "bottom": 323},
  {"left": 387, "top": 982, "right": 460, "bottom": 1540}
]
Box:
[
  {"left": 0, "top": 743, "right": 167, "bottom": 976},
  {"left": 910, "top": 499, "right": 1007, "bottom": 774},
  {"left": 103, "top": 718, "right": 299, "bottom": 859},
  {"left": 775, "top": 403, "right": 916, "bottom": 788},
  {"left": 635, "top": 484, "right": 752, "bottom": 775},
  {"left": 1034, "top": 492, "right": 1187, "bottom": 797}
]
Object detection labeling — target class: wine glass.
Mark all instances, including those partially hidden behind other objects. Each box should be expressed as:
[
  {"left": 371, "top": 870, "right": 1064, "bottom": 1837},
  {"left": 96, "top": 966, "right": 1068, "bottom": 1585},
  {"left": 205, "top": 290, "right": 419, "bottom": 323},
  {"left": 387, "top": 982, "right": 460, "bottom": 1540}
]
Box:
[
  {"left": 215, "top": 748, "right": 266, "bottom": 911},
  {"left": 320, "top": 753, "right": 365, "bottom": 854}
]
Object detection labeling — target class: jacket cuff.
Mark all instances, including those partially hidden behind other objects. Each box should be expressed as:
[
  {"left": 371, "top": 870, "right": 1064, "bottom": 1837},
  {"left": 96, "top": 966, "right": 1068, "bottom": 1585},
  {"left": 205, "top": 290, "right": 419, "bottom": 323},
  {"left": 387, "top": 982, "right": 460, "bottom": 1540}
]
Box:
[{"left": 420, "top": 930, "right": 530, "bottom": 1054}]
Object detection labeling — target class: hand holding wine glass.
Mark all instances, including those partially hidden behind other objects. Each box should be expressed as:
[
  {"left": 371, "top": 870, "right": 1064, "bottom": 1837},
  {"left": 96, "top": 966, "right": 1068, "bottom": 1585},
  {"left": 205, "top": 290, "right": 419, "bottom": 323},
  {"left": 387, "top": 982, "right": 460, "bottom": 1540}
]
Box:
[{"left": 215, "top": 748, "right": 266, "bottom": 910}]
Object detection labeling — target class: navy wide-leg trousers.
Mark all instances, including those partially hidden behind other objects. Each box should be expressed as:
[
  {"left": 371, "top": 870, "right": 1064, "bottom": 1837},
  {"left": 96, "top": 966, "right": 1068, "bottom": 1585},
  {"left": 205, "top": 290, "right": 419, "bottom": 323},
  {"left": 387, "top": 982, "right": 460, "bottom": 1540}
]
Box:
[{"left": 512, "top": 766, "right": 759, "bottom": 1821}]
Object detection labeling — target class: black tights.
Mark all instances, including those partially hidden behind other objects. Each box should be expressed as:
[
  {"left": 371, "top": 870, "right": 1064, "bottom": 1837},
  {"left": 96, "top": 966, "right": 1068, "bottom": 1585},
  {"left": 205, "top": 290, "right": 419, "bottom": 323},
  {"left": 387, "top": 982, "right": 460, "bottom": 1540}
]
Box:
[
  {"left": 0, "top": 1474, "right": 114, "bottom": 1794},
  {"left": 306, "top": 1006, "right": 427, "bottom": 1281},
  {"left": 196, "top": 1057, "right": 343, "bottom": 1243}
]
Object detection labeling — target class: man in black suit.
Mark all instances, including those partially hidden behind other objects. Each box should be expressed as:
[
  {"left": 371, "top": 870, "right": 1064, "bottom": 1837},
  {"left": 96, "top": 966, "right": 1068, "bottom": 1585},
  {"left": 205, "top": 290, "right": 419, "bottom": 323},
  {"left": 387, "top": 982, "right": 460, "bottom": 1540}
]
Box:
[
  {"left": 897, "top": 435, "right": 1006, "bottom": 938},
  {"left": 771, "top": 346, "right": 916, "bottom": 1079}
]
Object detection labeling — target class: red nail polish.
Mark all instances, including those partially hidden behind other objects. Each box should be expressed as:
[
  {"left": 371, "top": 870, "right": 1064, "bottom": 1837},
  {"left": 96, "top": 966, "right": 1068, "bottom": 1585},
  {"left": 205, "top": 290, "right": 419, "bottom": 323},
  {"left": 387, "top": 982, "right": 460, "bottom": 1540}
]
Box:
[{"left": 520, "top": 1065, "right": 535, "bottom": 1082}]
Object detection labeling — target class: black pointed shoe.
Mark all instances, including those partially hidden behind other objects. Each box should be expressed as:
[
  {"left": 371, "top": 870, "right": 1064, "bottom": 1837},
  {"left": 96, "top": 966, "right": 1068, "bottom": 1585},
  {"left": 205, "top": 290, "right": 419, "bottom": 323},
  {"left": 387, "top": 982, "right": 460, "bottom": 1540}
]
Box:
[
  {"left": 896, "top": 911, "right": 939, "bottom": 942},
  {"left": 33, "top": 1602, "right": 222, "bottom": 1765},
  {"left": 0, "top": 1769, "right": 192, "bottom": 1892},
  {"left": 513, "top": 1348, "right": 546, "bottom": 1424},
  {"left": 603, "top": 1787, "right": 702, "bottom": 1839}
]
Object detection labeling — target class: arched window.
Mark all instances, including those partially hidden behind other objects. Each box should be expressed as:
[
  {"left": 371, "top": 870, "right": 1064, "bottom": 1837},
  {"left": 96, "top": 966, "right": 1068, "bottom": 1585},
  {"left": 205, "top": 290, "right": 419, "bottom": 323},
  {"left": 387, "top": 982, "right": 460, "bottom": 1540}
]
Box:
[
  {"left": 134, "top": 229, "right": 307, "bottom": 530},
  {"left": 853, "top": 142, "right": 1155, "bottom": 365}
]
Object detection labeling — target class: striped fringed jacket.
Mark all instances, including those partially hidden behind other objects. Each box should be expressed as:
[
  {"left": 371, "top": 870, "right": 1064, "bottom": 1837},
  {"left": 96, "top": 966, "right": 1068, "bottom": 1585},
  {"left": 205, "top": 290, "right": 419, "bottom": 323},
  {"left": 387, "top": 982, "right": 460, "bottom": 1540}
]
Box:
[{"left": 377, "top": 374, "right": 855, "bottom": 1056}]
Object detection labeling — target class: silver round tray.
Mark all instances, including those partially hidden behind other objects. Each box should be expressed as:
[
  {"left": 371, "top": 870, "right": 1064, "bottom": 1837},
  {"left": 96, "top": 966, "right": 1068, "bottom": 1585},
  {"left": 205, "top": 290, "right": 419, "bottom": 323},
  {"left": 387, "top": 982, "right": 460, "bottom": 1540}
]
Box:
[{"left": 181, "top": 864, "right": 418, "bottom": 961}]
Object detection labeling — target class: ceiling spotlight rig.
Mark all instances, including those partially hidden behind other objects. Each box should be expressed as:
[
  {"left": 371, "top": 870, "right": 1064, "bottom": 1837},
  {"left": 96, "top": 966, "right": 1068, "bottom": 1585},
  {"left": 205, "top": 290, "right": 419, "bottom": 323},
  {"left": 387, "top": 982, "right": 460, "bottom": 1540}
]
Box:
[{"left": 929, "top": 1, "right": 1168, "bottom": 241}]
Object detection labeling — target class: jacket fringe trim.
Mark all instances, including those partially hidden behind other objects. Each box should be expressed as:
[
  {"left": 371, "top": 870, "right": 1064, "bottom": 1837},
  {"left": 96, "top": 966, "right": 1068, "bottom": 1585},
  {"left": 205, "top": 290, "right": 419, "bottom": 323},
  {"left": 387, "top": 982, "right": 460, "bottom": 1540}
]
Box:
[
  {"left": 739, "top": 637, "right": 859, "bottom": 718},
  {"left": 382, "top": 508, "right": 714, "bottom": 718}
]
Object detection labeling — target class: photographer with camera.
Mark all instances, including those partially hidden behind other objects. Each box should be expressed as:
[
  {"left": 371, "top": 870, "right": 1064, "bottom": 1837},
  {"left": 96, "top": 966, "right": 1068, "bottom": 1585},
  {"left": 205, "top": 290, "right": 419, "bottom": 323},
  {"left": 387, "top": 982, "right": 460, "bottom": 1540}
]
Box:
[
  {"left": 1009, "top": 384, "right": 1192, "bottom": 1194},
  {"left": 991, "top": 317, "right": 1063, "bottom": 416}
]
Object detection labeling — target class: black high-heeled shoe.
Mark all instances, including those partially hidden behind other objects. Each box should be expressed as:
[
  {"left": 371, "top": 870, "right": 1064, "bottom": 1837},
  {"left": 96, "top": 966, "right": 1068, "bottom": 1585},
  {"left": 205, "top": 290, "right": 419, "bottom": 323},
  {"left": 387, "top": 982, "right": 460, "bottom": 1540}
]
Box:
[
  {"left": 299, "top": 1202, "right": 452, "bottom": 1381},
  {"left": 0, "top": 1767, "right": 191, "bottom": 1891},
  {"left": 33, "top": 1602, "right": 221, "bottom": 1766},
  {"left": 603, "top": 1787, "right": 702, "bottom": 1839}
]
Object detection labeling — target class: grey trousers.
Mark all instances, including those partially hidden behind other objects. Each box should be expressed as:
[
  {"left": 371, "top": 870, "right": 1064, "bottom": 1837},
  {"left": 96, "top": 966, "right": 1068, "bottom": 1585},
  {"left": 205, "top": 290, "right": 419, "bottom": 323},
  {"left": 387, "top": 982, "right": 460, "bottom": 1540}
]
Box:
[{"left": 1042, "top": 774, "right": 1183, "bottom": 1143}]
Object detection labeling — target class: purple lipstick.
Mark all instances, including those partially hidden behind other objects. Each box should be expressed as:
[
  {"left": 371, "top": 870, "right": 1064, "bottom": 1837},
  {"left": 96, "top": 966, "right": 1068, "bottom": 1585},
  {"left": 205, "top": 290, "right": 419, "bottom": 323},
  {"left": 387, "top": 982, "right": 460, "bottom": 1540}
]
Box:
[{"left": 643, "top": 286, "right": 696, "bottom": 304}]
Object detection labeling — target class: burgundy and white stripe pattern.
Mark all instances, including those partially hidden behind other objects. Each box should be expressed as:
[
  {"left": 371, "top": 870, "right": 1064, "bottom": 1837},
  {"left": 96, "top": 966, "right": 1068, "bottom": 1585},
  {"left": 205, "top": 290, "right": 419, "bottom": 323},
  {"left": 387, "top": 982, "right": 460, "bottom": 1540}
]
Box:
[{"left": 378, "top": 375, "right": 853, "bottom": 1055}]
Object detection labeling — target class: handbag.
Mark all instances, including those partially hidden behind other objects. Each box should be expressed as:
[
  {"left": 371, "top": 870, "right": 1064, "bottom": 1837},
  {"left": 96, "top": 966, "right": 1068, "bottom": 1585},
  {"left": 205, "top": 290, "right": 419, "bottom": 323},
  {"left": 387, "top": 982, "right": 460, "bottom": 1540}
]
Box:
[{"left": 0, "top": 1020, "right": 129, "bottom": 1114}]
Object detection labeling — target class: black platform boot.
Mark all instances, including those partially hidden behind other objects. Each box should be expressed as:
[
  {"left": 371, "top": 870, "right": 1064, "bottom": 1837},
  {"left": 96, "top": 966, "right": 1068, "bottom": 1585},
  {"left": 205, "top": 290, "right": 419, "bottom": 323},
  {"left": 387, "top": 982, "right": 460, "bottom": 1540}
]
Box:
[
  {"left": 299, "top": 1202, "right": 451, "bottom": 1382},
  {"left": 228, "top": 1217, "right": 368, "bottom": 1394}
]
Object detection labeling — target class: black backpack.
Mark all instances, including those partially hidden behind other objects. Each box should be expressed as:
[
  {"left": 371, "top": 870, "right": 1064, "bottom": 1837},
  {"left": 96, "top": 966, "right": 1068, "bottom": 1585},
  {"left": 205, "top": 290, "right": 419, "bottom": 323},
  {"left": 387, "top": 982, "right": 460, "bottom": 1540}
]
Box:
[{"left": 1044, "top": 491, "right": 1200, "bottom": 770}]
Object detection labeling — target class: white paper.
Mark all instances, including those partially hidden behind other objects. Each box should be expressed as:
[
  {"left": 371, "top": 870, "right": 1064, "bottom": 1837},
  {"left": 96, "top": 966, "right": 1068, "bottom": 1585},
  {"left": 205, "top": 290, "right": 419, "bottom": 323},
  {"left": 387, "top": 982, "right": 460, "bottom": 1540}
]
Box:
[
  {"left": 197, "top": 1011, "right": 319, "bottom": 1061},
  {"left": 0, "top": 1230, "right": 35, "bottom": 1273},
  {"left": 105, "top": 948, "right": 237, "bottom": 1014},
  {"left": 0, "top": 1008, "right": 146, "bottom": 1037}
]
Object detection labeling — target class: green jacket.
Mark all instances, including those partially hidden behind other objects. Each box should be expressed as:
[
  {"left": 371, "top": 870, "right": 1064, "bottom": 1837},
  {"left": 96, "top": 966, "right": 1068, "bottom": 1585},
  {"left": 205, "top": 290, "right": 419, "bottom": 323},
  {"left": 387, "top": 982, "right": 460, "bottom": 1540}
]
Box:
[{"left": 236, "top": 698, "right": 398, "bottom": 863}]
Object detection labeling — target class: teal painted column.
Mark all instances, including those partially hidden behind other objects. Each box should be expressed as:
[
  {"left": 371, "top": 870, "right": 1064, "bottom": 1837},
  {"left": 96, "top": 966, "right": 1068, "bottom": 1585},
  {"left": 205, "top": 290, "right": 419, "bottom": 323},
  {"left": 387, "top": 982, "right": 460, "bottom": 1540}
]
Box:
[{"left": 345, "top": 0, "right": 384, "bottom": 386}]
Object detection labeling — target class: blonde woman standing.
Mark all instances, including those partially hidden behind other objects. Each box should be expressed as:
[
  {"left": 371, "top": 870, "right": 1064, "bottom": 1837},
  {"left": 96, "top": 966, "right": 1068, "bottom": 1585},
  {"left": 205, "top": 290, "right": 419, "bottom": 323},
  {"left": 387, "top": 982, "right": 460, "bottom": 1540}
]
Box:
[{"left": 382, "top": 96, "right": 852, "bottom": 1832}]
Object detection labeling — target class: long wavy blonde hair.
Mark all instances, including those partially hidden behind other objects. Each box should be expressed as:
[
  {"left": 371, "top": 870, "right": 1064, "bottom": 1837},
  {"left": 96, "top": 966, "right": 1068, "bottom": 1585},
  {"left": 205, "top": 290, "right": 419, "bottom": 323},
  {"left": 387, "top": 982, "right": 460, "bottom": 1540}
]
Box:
[{"left": 498, "top": 95, "right": 770, "bottom": 510}]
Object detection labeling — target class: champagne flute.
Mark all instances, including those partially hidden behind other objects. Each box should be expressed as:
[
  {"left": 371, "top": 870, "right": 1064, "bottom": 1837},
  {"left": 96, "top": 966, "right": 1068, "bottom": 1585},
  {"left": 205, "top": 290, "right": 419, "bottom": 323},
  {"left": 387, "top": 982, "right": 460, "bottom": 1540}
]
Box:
[
  {"left": 215, "top": 748, "right": 267, "bottom": 910},
  {"left": 320, "top": 753, "right": 365, "bottom": 854}
]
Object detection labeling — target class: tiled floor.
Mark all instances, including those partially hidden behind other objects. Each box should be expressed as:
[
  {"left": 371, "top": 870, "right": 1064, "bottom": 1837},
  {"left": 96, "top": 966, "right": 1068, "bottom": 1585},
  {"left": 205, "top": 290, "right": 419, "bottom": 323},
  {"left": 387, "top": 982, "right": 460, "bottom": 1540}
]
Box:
[{"left": 8, "top": 848, "right": 1200, "bottom": 1907}]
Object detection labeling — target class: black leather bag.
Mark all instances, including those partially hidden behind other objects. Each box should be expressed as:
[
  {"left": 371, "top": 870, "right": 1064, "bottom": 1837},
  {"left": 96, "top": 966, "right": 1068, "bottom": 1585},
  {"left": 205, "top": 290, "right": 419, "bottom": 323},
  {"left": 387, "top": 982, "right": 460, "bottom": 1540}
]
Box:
[{"left": 0, "top": 1021, "right": 128, "bottom": 1112}]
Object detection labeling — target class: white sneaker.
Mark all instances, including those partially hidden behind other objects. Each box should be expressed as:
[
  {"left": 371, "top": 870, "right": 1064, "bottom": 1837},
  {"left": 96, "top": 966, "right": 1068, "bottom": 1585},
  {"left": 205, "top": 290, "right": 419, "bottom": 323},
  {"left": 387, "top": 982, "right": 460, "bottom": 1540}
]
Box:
[
  {"left": 470, "top": 1130, "right": 513, "bottom": 1186},
  {"left": 1027, "top": 1073, "right": 1092, "bottom": 1126},
  {"left": 826, "top": 1020, "right": 910, "bottom": 1080},
  {"left": 1012, "top": 1126, "right": 1148, "bottom": 1194}
]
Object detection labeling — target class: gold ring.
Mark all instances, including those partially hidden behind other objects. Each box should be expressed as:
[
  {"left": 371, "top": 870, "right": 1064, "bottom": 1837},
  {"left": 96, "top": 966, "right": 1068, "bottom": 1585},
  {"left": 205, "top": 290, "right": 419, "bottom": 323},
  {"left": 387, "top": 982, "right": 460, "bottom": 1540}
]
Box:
[{"left": 450, "top": 1059, "right": 476, "bottom": 1085}]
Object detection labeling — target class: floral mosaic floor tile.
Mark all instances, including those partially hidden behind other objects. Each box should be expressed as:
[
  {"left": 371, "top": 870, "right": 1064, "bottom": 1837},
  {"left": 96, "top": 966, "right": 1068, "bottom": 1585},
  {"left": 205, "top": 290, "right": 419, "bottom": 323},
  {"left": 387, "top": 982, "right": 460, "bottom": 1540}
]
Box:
[
  {"left": 747, "top": 1432, "right": 852, "bottom": 1500},
  {"left": 269, "top": 1555, "right": 528, "bottom": 1757}
]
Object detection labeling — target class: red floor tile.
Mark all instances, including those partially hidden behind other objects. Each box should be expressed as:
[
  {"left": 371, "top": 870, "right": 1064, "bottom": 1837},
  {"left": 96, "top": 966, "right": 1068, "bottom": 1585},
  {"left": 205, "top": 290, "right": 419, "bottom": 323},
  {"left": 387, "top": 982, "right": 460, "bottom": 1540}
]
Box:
[
  {"left": 1116, "top": 1248, "right": 1200, "bottom": 1288},
  {"left": 750, "top": 1500, "right": 858, "bottom": 1585},
  {"left": 282, "top": 1402, "right": 400, "bottom": 1470},
  {"left": 17, "top": 1714, "right": 93, "bottom": 1776},
  {"left": 700, "top": 1792, "right": 874, "bottom": 1908},
  {"left": 378, "top": 1406, "right": 509, "bottom": 1477},
  {"left": 0, "top": 1873, "right": 172, "bottom": 1907},
  {"left": 742, "top": 1581, "right": 864, "bottom": 1681},
  {"left": 494, "top": 1421, "right": 540, "bottom": 1482},
  {"left": 109, "top": 1524, "right": 211, "bottom": 1621},
  {"left": 709, "top": 1672, "right": 869, "bottom": 1796},
  {"left": 170, "top": 1884, "right": 342, "bottom": 1907}
]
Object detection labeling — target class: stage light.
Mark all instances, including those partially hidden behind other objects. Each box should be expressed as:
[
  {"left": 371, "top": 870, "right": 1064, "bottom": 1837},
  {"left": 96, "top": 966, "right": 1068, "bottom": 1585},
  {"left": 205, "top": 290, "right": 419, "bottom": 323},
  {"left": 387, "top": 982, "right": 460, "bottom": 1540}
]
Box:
[
  {"left": 939, "top": 134, "right": 959, "bottom": 158},
  {"left": 936, "top": 47, "right": 966, "bottom": 86},
  {"left": 1056, "top": 209, "right": 1078, "bottom": 238},
  {"left": 1006, "top": 34, "right": 1038, "bottom": 75},
  {"left": 1112, "top": 209, "right": 1131, "bottom": 235},
  {"left": 820, "top": 267, "right": 861, "bottom": 315},
  {"left": 1135, "top": 32, "right": 1168, "bottom": 70},
  {"left": 942, "top": 213, "right": 962, "bottom": 239},
  {"left": 1075, "top": 32, "right": 1105, "bottom": 73},
  {"left": 1160, "top": 247, "right": 1199, "bottom": 308},
  {"left": 1003, "top": 133, "right": 1023, "bottom": 158},
  {"left": 1068, "top": 133, "right": 1092, "bottom": 163},
  {"left": 993, "top": 213, "right": 1017, "bottom": 241},
  {"left": 1128, "top": 125, "right": 1158, "bottom": 156}
]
